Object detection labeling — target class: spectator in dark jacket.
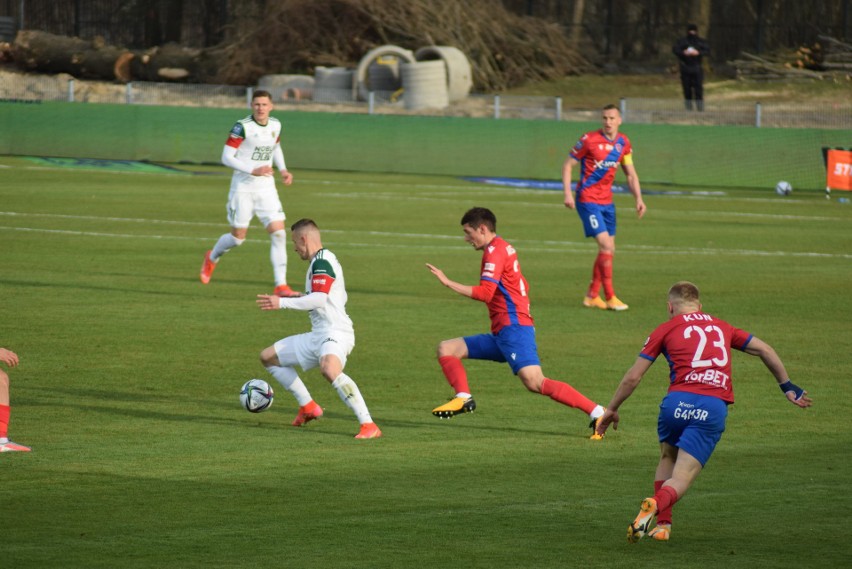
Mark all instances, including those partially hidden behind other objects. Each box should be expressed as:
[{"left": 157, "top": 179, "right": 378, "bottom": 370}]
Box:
[{"left": 672, "top": 24, "right": 710, "bottom": 111}]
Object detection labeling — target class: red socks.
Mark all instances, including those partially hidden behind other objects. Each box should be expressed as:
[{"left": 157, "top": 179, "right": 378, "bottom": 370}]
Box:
[
  {"left": 587, "top": 252, "right": 614, "bottom": 299},
  {"left": 439, "top": 358, "right": 598, "bottom": 416},
  {"left": 438, "top": 356, "right": 470, "bottom": 395},
  {"left": 654, "top": 480, "right": 674, "bottom": 525},
  {"left": 587, "top": 255, "right": 603, "bottom": 298},
  {"left": 0, "top": 404, "right": 9, "bottom": 439},
  {"left": 439, "top": 358, "right": 598, "bottom": 417},
  {"left": 598, "top": 252, "right": 614, "bottom": 299},
  {"left": 653, "top": 484, "right": 680, "bottom": 519},
  {"left": 540, "top": 378, "right": 597, "bottom": 414}
]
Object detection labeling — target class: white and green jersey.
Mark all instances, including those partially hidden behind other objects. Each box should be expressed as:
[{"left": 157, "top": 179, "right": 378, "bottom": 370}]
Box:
[
  {"left": 304, "top": 249, "right": 354, "bottom": 336},
  {"left": 221, "top": 115, "right": 286, "bottom": 192}
]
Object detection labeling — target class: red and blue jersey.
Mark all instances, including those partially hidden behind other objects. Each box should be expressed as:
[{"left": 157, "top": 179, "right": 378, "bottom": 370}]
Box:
[
  {"left": 569, "top": 129, "right": 633, "bottom": 204},
  {"left": 470, "top": 236, "right": 534, "bottom": 334},
  {"left": 639, "top": 312, "right": 753, "bottom": 404}
]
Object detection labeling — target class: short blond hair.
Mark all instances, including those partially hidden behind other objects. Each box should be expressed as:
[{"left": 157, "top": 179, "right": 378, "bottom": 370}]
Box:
[{"left": 668, "top": 281, "right": 701, "bottom": 310}]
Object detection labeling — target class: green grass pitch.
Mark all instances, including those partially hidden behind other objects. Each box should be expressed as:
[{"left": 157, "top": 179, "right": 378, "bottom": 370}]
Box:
[{"left": 1, "top": 156, "right": 850, "bottom": 568}]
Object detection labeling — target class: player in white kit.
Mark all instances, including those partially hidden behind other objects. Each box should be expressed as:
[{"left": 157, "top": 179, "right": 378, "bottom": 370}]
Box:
[
  {"left": 255, "top": 219, "right": 382, "bottom": 439},
  {"left": 200, "top": 90, "right": 300, "bottom": 297}
]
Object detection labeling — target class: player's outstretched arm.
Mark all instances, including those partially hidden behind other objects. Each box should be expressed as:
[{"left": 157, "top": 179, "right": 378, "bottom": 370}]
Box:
[
  {"left": 257, "top": 293, "right": 323, "bottom": 312},
  {"left": 426, "top": 263, "right": 474, "bottom": 298},
  {"left": 782, "top": 385, "right": 812, "bottom": 408},
  {"left": 256, "top": 294, "right": 281, "bottom": 310},
  {"left": 744, "top": 336, "right": 812, "bottom": 408},
  {"left": 0, "top": 348, "right": 19, "bottom": 367},
  {"left": 596, "top": 408, "right": 620, "bottom": 436},
  {"left": 597, "top": 357, "right": 654, "bottom": 436}
]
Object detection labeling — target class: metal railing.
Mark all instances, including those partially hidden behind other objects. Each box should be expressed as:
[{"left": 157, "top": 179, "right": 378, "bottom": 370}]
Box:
[
  {"left": 618, "top": 98, "right": 852, "bottom": 129},
  {"left": 1, "top": 73, "right": 850, "bottom": 129}
]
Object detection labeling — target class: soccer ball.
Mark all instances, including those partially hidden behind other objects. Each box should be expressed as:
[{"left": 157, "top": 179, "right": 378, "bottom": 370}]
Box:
[
  {"left": 240, "top": 379, "right": 274, "bottom": 413},
  {"left": 775, "top": 181, "right": 792, "bottom": 196}
]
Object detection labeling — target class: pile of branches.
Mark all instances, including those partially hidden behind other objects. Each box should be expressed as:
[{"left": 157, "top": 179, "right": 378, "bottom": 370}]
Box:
[
  {"left": 732, "top": 35, "right": 852, "bottom": 81},
  {"left": 218, "top": 0, "right": 593, "bottom": 91},
  {"left": 1, "top": 0, "right": 592, "bottom": 91},
  {"left": 796, "top": 35, "right": 852, "bottom": 72}
]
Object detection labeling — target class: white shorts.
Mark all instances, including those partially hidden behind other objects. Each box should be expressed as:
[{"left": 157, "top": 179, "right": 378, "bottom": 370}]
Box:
[
  {"left": 273, "top": 330, "right": 355, "bottom": 371},
  {"left": 226, "top": 189, "right": 285, "bottom": 229}
]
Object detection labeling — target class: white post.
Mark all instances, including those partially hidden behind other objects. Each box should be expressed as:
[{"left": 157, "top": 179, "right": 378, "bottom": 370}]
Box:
[
  {"left": 126, "top": 83, "right": 133, "bottom": 104},
  {"left": 67, "top": 78, "right": 74, "bottom": 102},
  {"left": 755, "top": 102, "right": 762, "bottom": 128},
  {"left": 620, "top": 98, "right": 627, "bottom": 121},
  {"left": 494, "top": 95, "right": 501, "bottom": 119},
  {"left": 555, "top": 97, "right": 562, "bottom": 121},
  {"left": 368, "top": 91, "right": 375, "bottom": 115},
  {"left": 246, "top": 87, "right": 253, "bottom": 108}
]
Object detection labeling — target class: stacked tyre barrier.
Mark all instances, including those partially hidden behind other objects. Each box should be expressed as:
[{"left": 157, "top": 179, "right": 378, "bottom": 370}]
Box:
[
  {"left": 351, "top": 44, "right": 472, "bottom": 110},
  {"left": 414, "top": 46, "right": 473, "bottom": 103},
  {"left": 401, "top": 60, "right": 449, "bottom": 110},
  {"left": 313, "top": 66, "right": 355, "bottom": 103}
]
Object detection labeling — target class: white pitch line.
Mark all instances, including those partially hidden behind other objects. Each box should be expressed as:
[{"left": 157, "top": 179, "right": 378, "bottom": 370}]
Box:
[
  {"left": 2, "top": 226, "right": 215, "bottom": 241},
  {"left": 302, "top": 192, "right": 852, "bottom": 221},
  {"left": 2, "top": 162, "right": 836, "bottom": 206},
  {"left": 2, "top": 224, "right": 850, "bottom": 259},
  {"left": 0, "top": 211, "right": 459, "bottom": 239},
  {"left": 302, "top": 188, "right": 849, "bottom": 217},
  {"left": 3, "top": 202, "right": 848, "bottom": 225},
  {"left": 0, "top": 224, "right": 437, "bottom": 245},
  {"left": 14, "top": 165, "right": 194, "bottom": 177},
  {"left": 0, "top": 211, "right": 222, "bottom": 227},
  {"left": 305, "top": 178, "right": 832, "bottom": 206},
  {"left": 648, "top": 209, "right": 848, "bottom": 222}
]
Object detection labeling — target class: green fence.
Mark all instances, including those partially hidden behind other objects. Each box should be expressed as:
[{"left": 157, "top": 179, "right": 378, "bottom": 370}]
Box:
[{"left": 1, "top": 101, "right": 848, "bottom": 190}]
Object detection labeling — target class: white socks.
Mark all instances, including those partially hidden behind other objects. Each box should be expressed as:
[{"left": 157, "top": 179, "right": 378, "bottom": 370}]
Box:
[
  {"left": 266, "top": 367, "right": 373, "bottom": 424},
  {"left": 210, "top": 230, "right": 288, "bottom": 287},
  {"left": 270, "top": 230, "right": 289, "bottom": 286},
  {"left": 211, "top": 233, "right": 245, "bottom": 261},
  {"left": 590, "top": 405, "right": 605, "bottom": 420},
  {"left": 331, "top": 373, "right": 373, "bottom": 424},
  {"left": 265, "top": 365, "right": 312, "bottom": 407}
]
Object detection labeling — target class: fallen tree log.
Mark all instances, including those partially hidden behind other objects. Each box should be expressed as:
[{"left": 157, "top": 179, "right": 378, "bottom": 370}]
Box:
[
  {"left": 12, "top": 30, "right": 132, "bottom": 81},
  {"left": 126, "top": 43, "right": 220, "bottom": 83},
  {"left": 11, "top": 30, "right": 221, "bottom": 83}
]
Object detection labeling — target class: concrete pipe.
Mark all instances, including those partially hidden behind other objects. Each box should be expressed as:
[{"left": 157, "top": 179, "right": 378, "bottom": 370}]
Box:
[
  {"left": 414, "top": 46, "right": 473, "bottom": 102},
  {"left": 356, "top": 45, "right": 415, "bottom": 101}
]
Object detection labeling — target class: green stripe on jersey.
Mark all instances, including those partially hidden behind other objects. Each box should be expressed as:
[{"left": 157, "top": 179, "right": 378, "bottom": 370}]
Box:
[{"left": 311, "top": 250, "right": 336, "bottom": 278}]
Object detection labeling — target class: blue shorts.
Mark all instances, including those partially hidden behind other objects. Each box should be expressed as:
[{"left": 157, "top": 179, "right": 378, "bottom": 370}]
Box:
[
  {"left": 576, "top": 202, "right": 616, "bottom": 237},
  {"left": 464, "top": 325, "right": 540, "bottom": 375},
  {"left": 657, "top": 392, "right": 728, "bottom": 466}
]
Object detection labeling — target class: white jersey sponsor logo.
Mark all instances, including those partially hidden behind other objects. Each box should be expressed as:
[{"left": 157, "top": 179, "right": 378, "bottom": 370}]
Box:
[{"left": 228, "top": 116, "right": 282, "bottom": 193}]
